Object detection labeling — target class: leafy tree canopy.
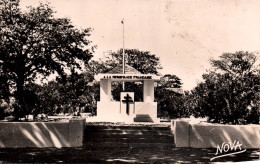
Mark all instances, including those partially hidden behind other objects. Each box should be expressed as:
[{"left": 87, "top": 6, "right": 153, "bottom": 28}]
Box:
[
  {"left": 0, "top": 0, "right": 95, "bottom": 118},
  {"left": 159, "top": 74, "right": 182, "bottom": 88},
  {"left": 27, "top": 72, "right": 99, "bottom": 116},
  {"left": 89, "top": 49, "right": 162, "bottom": 75},
  {"left": 189, "top": 51, "right": 259, "bottom": 124}
]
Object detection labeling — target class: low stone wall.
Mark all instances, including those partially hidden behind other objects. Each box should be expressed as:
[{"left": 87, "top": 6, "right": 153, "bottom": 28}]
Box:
[
  {"left": 0, "top": 118, "right": 85, "bottom": 148},
  {"left": 172, "top": 120, "right": 260, "bottom": 149}
]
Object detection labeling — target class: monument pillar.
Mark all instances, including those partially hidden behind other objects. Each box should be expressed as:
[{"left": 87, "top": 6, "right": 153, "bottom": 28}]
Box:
[
  {"left": 143, "top": 80, "right": 154, "bottom": 102},
  {"left": 100, "top": 79, "right": 111, "bottom": 102}
]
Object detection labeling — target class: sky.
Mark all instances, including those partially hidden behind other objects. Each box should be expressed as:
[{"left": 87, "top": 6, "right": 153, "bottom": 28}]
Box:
[{"left": 20, "top": 0, "right": 260, "bottom": 90}]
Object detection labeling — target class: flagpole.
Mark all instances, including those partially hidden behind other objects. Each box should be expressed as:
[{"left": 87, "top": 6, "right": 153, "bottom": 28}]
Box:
[{"left": 122, "top": 18, "right": 125, "bottom": 91}]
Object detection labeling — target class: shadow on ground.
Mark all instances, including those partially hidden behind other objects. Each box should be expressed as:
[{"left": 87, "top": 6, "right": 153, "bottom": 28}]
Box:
[{"left": 0, "top": 146, "right": 259, "bottom": 163}]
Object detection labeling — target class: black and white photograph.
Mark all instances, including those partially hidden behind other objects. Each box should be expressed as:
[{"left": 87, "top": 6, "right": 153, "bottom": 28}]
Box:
[{"left": 0, "top": 0, "right": 259, "bottom": 163}]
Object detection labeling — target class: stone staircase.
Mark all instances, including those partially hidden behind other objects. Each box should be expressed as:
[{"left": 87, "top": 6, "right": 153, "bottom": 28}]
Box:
[{"left": 83, "top": 124, "right": 175, "bottom": 149}]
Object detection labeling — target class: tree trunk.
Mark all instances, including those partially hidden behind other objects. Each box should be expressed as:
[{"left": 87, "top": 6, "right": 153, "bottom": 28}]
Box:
[
  {"left": 15, "top": 55, "right": 26, "bottom": 119},
  {"left": 16, "top": 76, "right": 25, "bottom": 119}
]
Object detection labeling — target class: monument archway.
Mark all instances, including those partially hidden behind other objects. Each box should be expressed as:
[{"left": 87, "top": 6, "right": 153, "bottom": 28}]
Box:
[{"left": 94, "top": 64, "right": 160, "bottom": 123}]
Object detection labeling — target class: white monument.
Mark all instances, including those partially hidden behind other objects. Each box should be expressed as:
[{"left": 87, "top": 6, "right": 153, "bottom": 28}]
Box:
[{"left": 94, "top": 64, "right": 160, "bottom": 123}]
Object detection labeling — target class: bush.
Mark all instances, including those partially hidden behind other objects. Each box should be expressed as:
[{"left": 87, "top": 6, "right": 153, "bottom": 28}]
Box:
[{"left": 155, "top": 87, "right": 189, "bottom": 118}]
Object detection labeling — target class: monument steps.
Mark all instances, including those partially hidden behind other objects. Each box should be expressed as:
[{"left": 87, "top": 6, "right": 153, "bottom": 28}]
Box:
[
  {"left": 85, "top": 137, "right": 174, "bottom": 143},
  {"left": 85, "top": 125, "right": 169, "bottom": 130},
  {"left": 133, "top": 114, "right": 154, "bottom": 122},
  {"left": 85, "top": 132, "right": 173, "bottom": 137},
  {"left": 83, "top": 142, "right": 174, "bottom": 148},
  {"left": 85, "top": 133, "right": 174, "bottom": 138},
  {"left": 84, "top": 124, "right": 175, "bottom": 149}
]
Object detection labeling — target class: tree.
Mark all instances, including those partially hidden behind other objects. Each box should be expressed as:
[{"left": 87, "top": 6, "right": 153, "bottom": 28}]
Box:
[
  {"left": 0, "top": 0, "right": 95, "bottom": 118},
  {"left": 158, "top": 74, "right": 182, "bottom": 88},
  {"left": 155, "top": 74, "right": 185, "bottom": 118},
  {"left": 190, "top": 51, "right": 259, "bottom": 124},
  {"left": 27, "top": 72, "right": 100, "bottom": 116},
  {"left": 53, "top": 72, "right": 99, "bottom": 115},
  {"left": 0, "top": 72, "right": 9, "bottom": 100},
  {"left": 98, "top": 49, "right": 162, "bottom": 74}
]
